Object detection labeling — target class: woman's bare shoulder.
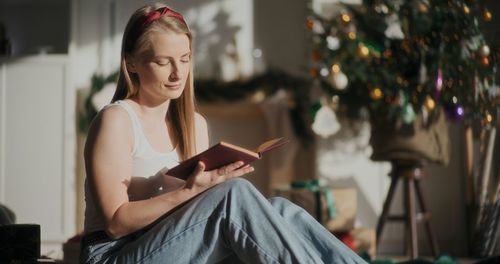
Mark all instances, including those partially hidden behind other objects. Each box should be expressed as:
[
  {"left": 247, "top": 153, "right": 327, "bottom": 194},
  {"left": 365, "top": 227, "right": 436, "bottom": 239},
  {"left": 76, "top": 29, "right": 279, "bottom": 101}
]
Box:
[
  {"left": 91, "top": 105, "right": 130, "bottom": 132},
  {"left": 85, "top": 105, "right": 133, "bottom": 151}
]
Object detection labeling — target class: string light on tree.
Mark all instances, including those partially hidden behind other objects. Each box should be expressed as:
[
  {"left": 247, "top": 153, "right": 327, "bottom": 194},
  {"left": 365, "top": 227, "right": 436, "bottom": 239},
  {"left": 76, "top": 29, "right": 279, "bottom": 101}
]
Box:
[
  {"left": 424, "top": 96, "right": 436, "bottom": 111},
  {"left": 484, "top": 9, "right": 492, "bottom": 21},
  {"left": 370, "top": 87, "right": 383, "bottom": 100}
]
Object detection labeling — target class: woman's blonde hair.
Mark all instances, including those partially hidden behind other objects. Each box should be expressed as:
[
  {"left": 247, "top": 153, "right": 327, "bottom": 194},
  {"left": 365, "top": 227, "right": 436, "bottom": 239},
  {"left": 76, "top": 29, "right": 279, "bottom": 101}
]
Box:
[{"left": 112, "top": 3, "right": 197, "bottom": 161}]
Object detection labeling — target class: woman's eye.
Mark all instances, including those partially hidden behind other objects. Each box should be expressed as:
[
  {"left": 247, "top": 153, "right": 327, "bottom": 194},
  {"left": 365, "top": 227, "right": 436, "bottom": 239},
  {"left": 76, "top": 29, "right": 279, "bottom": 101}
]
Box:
[{"left": 156, "top": 61, "right": 170, "bottom": 66}]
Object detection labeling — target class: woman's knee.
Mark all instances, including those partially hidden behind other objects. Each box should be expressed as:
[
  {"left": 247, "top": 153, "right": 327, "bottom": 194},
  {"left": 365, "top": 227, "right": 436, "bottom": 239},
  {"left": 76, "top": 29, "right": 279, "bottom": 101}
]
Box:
[
  {"left": 212, "top": 178, "right": 265, "bottom": 206},
  {"left": 268, "top": 196, "right": 293, "bottom": 210},
  {"left": 218, "top": 177, "right": 255, "bottom": 194}
]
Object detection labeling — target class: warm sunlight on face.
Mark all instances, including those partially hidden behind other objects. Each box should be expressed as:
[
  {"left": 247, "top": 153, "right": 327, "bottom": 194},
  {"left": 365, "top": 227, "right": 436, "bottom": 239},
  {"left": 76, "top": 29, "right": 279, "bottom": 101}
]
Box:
[{"left": 135, "top": 31, "right": 191, "bottom": 101}]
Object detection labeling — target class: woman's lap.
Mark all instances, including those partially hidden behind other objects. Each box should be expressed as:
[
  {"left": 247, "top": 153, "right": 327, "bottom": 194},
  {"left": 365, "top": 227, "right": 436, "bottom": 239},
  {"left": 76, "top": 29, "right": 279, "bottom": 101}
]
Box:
[
  {"left": 82, "top": 179, "right": 256, "bottom": 264},
  {"left": 81, "top": 178, "right": 366, "bottom": 264}
]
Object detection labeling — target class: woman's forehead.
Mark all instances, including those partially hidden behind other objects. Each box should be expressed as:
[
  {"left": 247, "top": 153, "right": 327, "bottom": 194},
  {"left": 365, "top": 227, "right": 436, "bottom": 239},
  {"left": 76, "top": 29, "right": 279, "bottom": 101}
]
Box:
[{"left": 147, "top": 31, "right": 190, "bottom": 57}]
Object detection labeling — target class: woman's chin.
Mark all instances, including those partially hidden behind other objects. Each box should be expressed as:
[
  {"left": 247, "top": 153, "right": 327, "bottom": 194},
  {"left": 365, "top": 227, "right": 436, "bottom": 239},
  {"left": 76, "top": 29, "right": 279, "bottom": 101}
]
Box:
[{"left": 163, "top": 90, "right": 184, "bottom": 100}]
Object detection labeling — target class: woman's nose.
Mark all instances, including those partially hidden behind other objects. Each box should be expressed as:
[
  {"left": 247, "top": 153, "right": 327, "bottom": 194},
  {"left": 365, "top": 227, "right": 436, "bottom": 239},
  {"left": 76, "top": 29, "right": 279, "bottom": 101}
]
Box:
[{"left": 169, "top": 63, "right": 182, "bottom": 81}]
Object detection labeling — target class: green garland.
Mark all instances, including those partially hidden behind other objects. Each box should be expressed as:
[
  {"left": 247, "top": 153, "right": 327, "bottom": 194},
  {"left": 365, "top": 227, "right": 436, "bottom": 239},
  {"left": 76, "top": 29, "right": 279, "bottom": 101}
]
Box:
[
  {"left": 78, "top": 71, "right": 119, "bottom": 134},
  {"left": 195, "top": 70, "right": 314, "bottom": 142},
  {"left": 78, "top": 70, "right": 314, "bottom": 142}
]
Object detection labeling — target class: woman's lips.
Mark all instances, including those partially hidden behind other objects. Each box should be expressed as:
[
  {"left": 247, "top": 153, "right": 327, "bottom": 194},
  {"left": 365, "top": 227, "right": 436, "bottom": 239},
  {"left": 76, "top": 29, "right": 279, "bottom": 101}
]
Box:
[{"left": 164, "top": 83, "right": 181, "bottom": 90}]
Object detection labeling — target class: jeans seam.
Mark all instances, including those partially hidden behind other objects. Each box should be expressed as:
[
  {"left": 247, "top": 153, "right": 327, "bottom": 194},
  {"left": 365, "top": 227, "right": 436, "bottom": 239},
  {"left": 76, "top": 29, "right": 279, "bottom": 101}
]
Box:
[
  {"left": 135, "top": 216, "right": 213, "bottom": 264},
  {"left": 228, "top": 217, "right": 280, "bottom": 264}
]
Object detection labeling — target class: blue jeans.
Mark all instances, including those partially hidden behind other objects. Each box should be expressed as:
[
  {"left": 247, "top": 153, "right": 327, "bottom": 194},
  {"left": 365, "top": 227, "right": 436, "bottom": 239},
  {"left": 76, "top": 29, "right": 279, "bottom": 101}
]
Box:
[{"left": 80, "top": 178, "right": 367, "bottom": 264}]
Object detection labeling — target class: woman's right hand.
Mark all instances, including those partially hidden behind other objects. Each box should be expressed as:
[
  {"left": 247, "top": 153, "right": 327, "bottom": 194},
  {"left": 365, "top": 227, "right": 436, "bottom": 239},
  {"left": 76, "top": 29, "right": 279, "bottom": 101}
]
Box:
[{"left": 184, "top": 161, "right": 254, "bottom": 193}]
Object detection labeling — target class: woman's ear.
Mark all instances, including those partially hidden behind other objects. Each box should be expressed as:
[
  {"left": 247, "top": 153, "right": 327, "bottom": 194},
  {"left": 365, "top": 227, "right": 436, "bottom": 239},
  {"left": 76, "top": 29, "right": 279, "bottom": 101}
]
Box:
[{"left": 125, "top": 55, "right": 137, "bottom": 73}]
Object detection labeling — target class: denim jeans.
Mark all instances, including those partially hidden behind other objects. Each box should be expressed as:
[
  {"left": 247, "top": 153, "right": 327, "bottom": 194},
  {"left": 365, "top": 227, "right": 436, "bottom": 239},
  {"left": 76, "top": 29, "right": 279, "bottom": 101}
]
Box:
[{"left": 80, "top": 178, "right": 367, "bottom": 264}]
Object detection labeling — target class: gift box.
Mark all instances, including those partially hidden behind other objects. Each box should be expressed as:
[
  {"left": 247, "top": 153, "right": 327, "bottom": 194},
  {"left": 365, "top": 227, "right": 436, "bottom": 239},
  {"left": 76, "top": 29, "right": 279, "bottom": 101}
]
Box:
[
  {"left": 334, "top": 228, "right": 376, "bottom": 259},
  {"left": 0, "top": 224, "right": 40, "bottom": 262},
  {"left": 274, "top": 180, "right": 357, "bottom": 232},
  {"left": 63, "top": 233, "right": 82, "bottom": 263}
]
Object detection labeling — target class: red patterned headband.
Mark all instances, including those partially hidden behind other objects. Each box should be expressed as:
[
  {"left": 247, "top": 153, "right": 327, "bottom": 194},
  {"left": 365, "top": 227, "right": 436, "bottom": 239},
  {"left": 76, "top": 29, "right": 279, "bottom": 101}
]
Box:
[
  {"left": 126, "top": 7, "right": 187, "bottom": 51},
  {"left": 141, "top": 7, "right": 187, "bottom": 28}
]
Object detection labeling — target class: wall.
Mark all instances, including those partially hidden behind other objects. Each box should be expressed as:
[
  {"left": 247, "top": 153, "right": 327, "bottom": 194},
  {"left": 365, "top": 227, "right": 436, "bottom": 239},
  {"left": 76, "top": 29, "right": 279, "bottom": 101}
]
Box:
[
  {"left": 0, "top": 0, "right": 69, "bottom": 55},
  {"left": 71, "top": 0, "right": 255, "bottom": 91},
  {"left": 254, "top": 0, "right": 309, "bottom": 76}
]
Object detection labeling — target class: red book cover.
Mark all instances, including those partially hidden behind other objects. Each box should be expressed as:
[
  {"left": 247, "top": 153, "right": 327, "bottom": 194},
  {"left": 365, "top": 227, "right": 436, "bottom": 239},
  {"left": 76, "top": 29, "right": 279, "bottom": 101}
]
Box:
[{"left": 167, "top": 138, "right": 288, "bottom": 180}]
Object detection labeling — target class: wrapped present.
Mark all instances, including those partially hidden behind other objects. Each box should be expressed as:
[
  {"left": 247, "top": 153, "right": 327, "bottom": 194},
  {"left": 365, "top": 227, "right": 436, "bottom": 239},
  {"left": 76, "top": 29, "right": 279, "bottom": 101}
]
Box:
[
  {"left": 63, "top": 233, "right": 82, "bottom": 263},
  {"left": 0, "top": 224, "right": 40, "bottom": 262},
  {"left": 334, "top": 228, "right": 376, "bottom": 259},
  {"left": 275, "top": 179, "right": 357, "bottom": 232}
]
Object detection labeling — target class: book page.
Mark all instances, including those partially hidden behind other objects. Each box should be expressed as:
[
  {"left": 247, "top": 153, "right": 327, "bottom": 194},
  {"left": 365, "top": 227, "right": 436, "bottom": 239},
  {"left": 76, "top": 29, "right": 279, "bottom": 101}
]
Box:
[
  {"left": 220, "top": 142, "right": 259, "bottom": 158},
  {"left": 255, "top": 138, "right": 288, "bottom": 154}
]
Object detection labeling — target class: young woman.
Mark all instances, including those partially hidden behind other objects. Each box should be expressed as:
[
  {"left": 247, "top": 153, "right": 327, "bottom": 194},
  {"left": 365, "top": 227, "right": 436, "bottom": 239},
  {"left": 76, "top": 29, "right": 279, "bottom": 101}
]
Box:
[{"left": 81, "top": 3, "right": 366, "bottom": 264}]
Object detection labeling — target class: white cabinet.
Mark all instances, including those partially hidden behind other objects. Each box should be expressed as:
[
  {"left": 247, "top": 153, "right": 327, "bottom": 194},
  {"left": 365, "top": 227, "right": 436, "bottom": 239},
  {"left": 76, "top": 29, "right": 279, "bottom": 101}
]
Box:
[{"left": 0, "top": 55, "right": 75, "bottom": 256}]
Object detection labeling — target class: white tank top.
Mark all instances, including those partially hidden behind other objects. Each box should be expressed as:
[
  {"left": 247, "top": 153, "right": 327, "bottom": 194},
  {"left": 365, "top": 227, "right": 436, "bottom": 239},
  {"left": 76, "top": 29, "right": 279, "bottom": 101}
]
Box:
[{"left": 83, "top": 100, "right": 180, "bottom": 233}]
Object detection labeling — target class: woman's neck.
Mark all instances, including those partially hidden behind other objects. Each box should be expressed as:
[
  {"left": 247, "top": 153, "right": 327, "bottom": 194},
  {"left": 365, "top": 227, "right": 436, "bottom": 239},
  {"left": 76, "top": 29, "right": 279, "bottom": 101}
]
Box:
[{"left": 129, "top": 93, "right": 171, "bottom": 122}]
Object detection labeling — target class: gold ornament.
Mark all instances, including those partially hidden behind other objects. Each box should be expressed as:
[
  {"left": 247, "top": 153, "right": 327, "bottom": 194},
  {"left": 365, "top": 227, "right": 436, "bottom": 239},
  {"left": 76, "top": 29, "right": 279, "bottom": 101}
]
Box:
[
  {"left": 331, "top": 64, "right": 341, "bottom": 74},
  {"left": 481, "top": 56, "right": 490, "bottom": 66},
  {"left": 424, "top": 96, "right": 436, "bottom": 110},
  {"left": 311, "top": 50, "right": 321, "bottom": 62},
  {"left": 357, "top": 44, "right": 370, "bottom": 58},
  {"left": 417, "top": 2, "right": 428, "bottom": 13},
  {"left": 463, "top": 5, "right": 470, "bottom": 14},
  {"left": 383, "top": 49, "right": 392, "bottom": 58},
  {"left": 484, "top": 9, "right": 492, "bottom": 22},
  {"left": 347, "top": 31, "right": 357, "bottom": 40},
  {"left": 485, "top": 111, "right": 493, "bottom": 124},
  {"left": 310, "top": 68, "right": 318, "bottom": 77},
  {"left": 370, "top": 87, "right": 383, "bottom": 100},
  {"left": 341, "top": 14, "right": 351, "bottom": 23},
  {"left": 306, "top": 18, "right": 314, "bottom": 30}
]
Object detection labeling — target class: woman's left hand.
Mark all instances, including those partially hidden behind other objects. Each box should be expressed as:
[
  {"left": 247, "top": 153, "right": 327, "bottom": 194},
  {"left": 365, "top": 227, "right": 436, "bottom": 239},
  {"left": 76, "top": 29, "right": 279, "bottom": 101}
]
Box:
[{"left": 183, "top": 161, "right": 254, "bottom": 193}]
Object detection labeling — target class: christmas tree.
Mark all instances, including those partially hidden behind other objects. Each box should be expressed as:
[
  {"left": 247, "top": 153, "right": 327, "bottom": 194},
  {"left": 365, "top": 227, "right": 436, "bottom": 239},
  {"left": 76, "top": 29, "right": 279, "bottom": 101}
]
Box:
[{"left": 309, "top": 0, "right": 498, "bottom": 127}]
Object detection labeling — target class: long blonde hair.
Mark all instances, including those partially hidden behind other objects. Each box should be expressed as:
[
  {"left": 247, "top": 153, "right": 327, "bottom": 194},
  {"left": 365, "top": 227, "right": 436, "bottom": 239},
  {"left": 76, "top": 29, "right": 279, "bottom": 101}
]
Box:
[{"left": 112, "top": 3, "right": 197, "bottom": 160}]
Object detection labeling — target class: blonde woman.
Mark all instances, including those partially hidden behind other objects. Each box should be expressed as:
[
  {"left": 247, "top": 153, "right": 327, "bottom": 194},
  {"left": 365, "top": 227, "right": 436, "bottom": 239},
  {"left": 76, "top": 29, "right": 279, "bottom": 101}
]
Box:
[{"left": 81, "top": 3, "right": 366, "bottom": 264}]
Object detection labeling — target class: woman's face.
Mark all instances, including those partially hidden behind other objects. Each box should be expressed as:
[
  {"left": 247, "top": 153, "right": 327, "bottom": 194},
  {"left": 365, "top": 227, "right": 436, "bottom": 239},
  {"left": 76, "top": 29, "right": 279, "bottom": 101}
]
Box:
[{"left": 133, "top": 31, "right": 191, "bottom": 101}]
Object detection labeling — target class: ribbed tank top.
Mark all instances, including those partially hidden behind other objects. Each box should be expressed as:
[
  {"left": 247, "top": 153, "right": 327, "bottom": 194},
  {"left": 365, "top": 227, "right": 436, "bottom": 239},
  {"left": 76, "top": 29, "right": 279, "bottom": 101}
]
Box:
[{"left": 84, "top": 100, "right": 179, "bottom": 233}]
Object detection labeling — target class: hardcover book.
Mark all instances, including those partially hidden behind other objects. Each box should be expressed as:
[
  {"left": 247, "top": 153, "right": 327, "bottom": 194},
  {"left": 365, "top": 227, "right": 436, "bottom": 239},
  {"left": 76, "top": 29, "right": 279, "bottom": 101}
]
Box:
[{"left": 167, "top": 137, "right": 289, "bottom": 180}]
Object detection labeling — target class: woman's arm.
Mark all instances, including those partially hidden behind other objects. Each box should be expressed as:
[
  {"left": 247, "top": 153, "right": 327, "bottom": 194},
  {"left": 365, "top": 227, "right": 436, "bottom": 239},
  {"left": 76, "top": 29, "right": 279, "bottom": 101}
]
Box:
[
  {"left": 84, "top": 107, "right": 196, "bottom": 239},
  {"left": 128, "top": 112, "right": 211, "bottom": 198},
  {"left": 85, "top": 108, "right": 253, "bottom": 239}
]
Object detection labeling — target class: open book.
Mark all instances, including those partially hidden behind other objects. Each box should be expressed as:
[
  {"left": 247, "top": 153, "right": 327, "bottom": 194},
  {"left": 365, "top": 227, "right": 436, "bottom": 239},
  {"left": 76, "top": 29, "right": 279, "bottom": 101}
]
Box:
[{"left": 167, "top": 138, "right": 289, "bottom": 180}]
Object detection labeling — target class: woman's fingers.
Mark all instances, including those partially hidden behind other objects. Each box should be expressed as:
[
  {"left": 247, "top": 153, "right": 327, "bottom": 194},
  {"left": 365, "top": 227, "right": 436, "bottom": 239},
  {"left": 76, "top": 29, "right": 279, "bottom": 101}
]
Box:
[
  {"left": 217, "top": 161, "right": 244, "bottom": 176},
  {"left": 227, "top": 165, "right": 254, "bottom": 179},
  {"left": 193, "top": 161, "right": 206, "bottom": 176},
  {"left": 201, "top": 161, "right": 254, "bottom": 186}
]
